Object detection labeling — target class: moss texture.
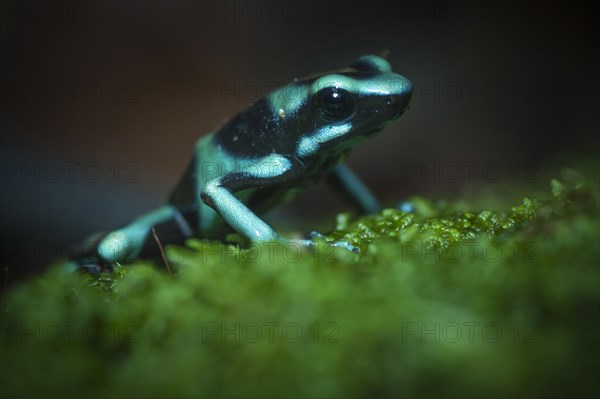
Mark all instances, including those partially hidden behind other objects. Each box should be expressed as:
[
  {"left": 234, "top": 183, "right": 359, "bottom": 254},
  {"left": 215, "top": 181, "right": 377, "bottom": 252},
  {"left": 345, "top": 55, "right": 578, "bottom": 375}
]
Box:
[{"left": 1, "top": 165, "right": 599, "bottom": 398}]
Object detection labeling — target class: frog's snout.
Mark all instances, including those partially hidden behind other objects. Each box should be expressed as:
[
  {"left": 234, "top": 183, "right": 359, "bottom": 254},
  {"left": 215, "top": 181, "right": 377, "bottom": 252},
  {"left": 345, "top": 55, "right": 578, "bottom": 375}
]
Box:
[{"left": 388, "top": 78, "right": 413, "bottom": 115}]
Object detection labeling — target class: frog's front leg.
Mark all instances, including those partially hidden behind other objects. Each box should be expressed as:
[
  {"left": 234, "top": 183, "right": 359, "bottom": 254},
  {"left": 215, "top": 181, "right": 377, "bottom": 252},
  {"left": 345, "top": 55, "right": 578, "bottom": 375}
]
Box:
[
  {"left": 328, "top": 163, "right": 414, "bottom": 215},
  {"left": 200, "top": 154, "right": 309, "bottom": 246},
  {"left": 328, "top": 163, "right": 382, "bottom": 214}
]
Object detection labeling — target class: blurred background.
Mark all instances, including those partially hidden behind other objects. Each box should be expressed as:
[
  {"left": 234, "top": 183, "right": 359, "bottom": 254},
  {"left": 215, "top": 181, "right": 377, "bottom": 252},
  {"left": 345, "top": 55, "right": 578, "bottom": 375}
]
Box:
[{"left": 1, "top": 0, "right": 597, "bottom": 283}]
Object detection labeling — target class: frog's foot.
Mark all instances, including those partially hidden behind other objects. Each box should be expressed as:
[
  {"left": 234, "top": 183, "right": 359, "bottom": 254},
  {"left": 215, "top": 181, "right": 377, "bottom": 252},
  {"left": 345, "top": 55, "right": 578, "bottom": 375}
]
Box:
[
  {"left": 78, "top": 260, "right": 114, "bottom": 274},
  {"left": 62, "top": 231, "right": 109, "bottom": 273},
  {"left": 305, "top": 231, "right": 360, "bottom": 254},
  {"left": 65, "top": 229, "right": 135, "bottom": 274},
  {"left": 63, "top": 256, "right": 112, "bottom": 274}
]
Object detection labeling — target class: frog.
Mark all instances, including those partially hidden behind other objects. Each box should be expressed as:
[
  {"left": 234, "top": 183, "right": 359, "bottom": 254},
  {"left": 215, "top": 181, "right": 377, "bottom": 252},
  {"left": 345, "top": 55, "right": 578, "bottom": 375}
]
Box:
[{"left": 71, "top": 54, "right": 413, "bottom": 271}]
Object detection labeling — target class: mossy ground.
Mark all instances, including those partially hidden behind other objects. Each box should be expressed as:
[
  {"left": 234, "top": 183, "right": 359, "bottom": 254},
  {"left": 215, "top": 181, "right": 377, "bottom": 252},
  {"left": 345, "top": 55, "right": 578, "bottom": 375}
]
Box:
[{"left": 1, "top": 163, "right": 599, "bottom": 398}]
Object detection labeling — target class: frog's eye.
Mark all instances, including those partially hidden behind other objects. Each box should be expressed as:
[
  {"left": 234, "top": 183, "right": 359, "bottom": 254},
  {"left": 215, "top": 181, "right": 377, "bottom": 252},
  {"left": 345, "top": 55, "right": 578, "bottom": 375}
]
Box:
[{"left": 316, "top": 87, "right": 355, "bottom": 121}]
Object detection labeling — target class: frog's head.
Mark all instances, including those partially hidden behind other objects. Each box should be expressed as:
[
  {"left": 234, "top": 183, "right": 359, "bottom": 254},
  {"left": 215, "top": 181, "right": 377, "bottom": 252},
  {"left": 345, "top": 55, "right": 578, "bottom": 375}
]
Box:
[{"left": 270, "top": 55, "right": 413, "bottom": 159}]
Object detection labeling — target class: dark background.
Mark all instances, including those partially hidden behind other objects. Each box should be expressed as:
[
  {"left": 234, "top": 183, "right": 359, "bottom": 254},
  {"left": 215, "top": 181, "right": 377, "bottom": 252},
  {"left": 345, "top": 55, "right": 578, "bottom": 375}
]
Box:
[{"left": 1, "top": 0, "right": 597, "bottom": 284}]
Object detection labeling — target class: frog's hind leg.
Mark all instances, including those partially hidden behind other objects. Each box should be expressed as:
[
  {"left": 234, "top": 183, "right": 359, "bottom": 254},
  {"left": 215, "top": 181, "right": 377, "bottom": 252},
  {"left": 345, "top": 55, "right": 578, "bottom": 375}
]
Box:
[{"left": 75, "top": 204, "right": 196, "bottom": 268}]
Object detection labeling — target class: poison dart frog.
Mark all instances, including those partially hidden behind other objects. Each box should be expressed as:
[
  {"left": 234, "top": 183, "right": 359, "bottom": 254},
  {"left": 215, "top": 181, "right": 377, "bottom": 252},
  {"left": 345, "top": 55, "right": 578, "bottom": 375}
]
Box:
[{"left": 71, "top": 54, "right": 413, "bottom": 271}]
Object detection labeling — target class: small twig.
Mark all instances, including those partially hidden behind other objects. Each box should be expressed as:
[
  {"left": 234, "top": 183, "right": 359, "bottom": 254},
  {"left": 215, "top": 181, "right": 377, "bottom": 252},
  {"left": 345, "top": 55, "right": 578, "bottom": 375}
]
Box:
[
  {"left": 151, "top": 226, "right": 173, "bottom": 275},
  {"left": 3, "top": 267, "right": 7, "bottom": 314}
]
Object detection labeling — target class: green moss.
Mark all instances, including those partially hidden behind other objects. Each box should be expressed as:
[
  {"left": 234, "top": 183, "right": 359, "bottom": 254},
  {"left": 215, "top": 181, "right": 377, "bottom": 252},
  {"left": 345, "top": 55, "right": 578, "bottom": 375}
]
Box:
[{"left": 1, "top": 168, "right": 599, "bottom": 398}]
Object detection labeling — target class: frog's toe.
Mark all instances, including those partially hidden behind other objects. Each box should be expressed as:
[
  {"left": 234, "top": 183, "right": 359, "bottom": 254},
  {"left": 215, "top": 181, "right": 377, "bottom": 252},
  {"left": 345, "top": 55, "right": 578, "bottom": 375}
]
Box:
[
  {"left": 330, "top": 240, "right": 360, "bottom": 254},
  {"left": 397, "top": 200, "right": 414, "bottom": 213},
  {"left": 63, "top": 257, "right": 111, "bottom": 274},
  {"left": 306, "top": 231, "right": 360, "bottom": 254},
  {"left": 306, "top": 230, "right": 327, "bottom": 240},
  {"left": 77, "top": 261, "right": 104, "bottom": 274}
]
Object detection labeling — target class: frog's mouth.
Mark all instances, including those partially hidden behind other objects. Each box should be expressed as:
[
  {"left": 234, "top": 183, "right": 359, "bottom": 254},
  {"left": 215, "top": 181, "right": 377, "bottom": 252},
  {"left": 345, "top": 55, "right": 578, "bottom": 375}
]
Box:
[
  {"left": 363, "top": 104, "right": 410, "bottom": 136},
  {"left": 361, "top": 92, "right": 412, "bottom": 133}
]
